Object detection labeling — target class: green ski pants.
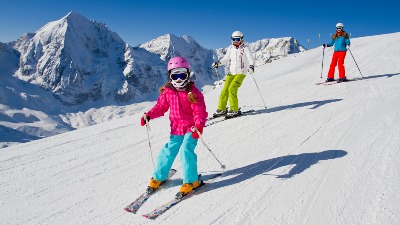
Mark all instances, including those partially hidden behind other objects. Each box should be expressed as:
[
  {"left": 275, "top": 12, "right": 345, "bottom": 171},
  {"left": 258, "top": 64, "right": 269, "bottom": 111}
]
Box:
[{"left": 217, "top": 74, "right": 246, "bottom": 112}]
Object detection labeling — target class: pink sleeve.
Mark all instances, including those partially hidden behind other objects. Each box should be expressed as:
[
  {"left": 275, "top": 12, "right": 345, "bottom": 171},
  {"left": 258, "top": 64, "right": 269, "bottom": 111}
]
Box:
[
  {"left": 146, "top": 91, "right": 169, "bottom": 119},
  {"left": 190, "top": 86, "right": 208, "bottom": 128}
]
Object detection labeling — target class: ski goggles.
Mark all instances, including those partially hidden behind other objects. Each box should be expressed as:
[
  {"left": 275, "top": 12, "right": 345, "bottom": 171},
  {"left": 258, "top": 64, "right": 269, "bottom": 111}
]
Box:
[
  {"left": 336, "top": 27, "right": 343, "bottom": 30},
  {"left": 170, "top": 72, "right": 188, "bottom": 80},
  {"left": 232, "top": 37, "right": 241, "bottom": 42}
]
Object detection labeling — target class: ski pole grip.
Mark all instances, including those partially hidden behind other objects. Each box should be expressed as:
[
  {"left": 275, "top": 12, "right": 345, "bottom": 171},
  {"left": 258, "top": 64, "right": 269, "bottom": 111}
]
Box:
[
  {"left": 191, "top": 126, "right": 202, "bottom": 137},
  {"left": 143, "top": 114, "right": 150, "bottom": 130}
]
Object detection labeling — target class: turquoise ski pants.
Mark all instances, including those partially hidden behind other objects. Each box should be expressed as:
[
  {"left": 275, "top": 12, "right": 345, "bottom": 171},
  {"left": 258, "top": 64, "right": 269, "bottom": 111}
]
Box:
[{"left": 152, "top": 132, "right": 199, "bottom": 183}]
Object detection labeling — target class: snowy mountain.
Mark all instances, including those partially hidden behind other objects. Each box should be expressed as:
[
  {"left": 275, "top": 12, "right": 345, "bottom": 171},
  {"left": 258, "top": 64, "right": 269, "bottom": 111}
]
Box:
[
  {"left": 12, "top": 11, "right": 166, "bottom": 105},
  {"left": 139, "top": 34, "right": 216, "bottom": 87},
  {"left": 248, "top": 37, "right": 306, "bottom": 66},
  {"left": 1, "top": 32, "right": 399, "bottom": 224}
]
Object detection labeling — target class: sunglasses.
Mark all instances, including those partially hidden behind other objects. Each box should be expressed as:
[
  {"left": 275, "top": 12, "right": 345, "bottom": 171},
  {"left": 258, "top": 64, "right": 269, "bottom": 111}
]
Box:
[
  {"left": 170, "top": 73, "right": 188, "bottom": 80},
  {"left": 232, "top": 37, "right": 241, "bottom": 42}
]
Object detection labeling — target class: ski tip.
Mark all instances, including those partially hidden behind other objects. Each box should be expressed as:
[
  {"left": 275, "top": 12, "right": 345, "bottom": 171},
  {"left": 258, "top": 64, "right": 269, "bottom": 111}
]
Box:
[
  {"left": 142, "top": 214, "right": 155, "bottom": 219},
  {"left": 124, "top": 206, "right": 140, "bottom": 214},
  {"left": 124, "top": 208, "right": 134, "bottom": 213}
]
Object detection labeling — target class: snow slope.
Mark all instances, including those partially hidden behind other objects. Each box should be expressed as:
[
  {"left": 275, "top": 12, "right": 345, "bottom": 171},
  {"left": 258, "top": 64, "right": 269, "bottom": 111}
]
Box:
[{"left": 1, "top": 32, "right": 400, "bottom": 225}]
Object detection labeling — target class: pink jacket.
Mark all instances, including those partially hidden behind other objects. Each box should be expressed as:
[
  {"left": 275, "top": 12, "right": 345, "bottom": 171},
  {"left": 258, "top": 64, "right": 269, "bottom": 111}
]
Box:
[{"left": 146, "top": 83, "right": 208, "bottom": 135}]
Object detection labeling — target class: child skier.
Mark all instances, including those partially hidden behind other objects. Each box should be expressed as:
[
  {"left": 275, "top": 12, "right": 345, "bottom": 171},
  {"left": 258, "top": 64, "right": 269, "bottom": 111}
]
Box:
[
  {"left": 323, "top": 22, "right": 351, "bottom": 82},
  {"left": 211, "top": 30, "right": 255, "bottom": 118},
  {"left": 140, "top": 56, "right": 208, "bottom": 198}
]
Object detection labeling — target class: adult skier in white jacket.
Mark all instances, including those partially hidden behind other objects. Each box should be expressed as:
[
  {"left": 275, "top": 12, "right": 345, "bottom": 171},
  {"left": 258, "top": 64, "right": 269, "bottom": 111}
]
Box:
[{"left": 212, "top": 31, "right": 255, "bottom": 118}]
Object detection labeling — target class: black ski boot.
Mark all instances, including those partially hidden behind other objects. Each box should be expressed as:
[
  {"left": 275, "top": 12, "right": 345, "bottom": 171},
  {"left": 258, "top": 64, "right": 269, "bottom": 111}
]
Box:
[{"left": 213, "top": 109, "right": 228, "bottom": 118}]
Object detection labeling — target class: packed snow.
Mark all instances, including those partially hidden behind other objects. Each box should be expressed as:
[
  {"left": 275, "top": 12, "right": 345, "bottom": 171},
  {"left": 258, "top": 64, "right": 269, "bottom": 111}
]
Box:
[{"left": 1, "top": 32, "right": 400, "bottom": 225}]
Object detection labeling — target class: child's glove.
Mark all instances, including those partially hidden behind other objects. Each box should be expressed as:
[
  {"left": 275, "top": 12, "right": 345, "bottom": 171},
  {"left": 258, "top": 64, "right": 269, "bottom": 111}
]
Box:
[
  {"left": 211, "top": 62, "right": 221, "bottom": 68},
  {"left": 322, "top": 44, "right": 327, "bottom": 48},
  {"left": 140, "top": 115, "right": 151, "bottom": 126},
  {"left": 191, "top": 126, "right": 203, "bottom": 139},
  {"left": 248, "top": 65, "right": 254, "bottom": 74}
]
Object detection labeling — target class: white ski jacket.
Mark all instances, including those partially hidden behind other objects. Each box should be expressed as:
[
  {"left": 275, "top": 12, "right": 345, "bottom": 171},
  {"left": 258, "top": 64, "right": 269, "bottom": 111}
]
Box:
[{"left": 219, "top": 44, "right": 255, "bottom": 75}]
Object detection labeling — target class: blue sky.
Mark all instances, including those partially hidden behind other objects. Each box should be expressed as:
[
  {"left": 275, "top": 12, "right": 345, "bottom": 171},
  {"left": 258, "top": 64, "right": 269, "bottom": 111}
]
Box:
[{"left": 1, "top": 0, "right": 399, "bottom": 50}]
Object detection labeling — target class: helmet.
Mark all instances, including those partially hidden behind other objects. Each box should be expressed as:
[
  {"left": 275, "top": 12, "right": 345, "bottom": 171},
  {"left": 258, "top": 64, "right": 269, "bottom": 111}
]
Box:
[
  {"left": 231, "top": 31, "right": 244, "bottom": 44},
  {"left": 336, "top": 23, "right": 344, "bottom": 28},
  {"left": 167, "top": 56, "right": 190, "bottom": 72},
  {"left": 231, "top": 31, "right": 244, "bottom": 38},
  {"left": 168, "top": 57, "right": 190, "bottom": 89}
]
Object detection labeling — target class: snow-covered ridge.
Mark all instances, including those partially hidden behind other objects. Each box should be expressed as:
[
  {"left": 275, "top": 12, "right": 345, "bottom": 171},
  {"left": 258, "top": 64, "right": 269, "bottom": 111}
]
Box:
[
  {"left": 248, "top": 37, "right": 306, "bottom": 66},
  {"left": 139, "top": 34, "right": 215, "bottom": 87}
]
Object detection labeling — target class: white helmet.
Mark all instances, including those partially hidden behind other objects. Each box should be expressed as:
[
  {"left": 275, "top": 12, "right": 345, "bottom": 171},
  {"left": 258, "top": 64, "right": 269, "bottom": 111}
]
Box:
[
  {"left": 336, "top": 22, "right": 344, "bottom": 28},
  {"left": 231, "top": 30, "right": 244, "bottom": 44},
  {"left": 231, "top": 30, "right": 244, "bottom": 38}
]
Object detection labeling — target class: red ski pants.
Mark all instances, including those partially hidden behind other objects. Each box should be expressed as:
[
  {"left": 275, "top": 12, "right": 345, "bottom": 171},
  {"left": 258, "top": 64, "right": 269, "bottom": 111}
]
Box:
[{"left": 328, "top": 51, "right": 346, "bottom": 79}]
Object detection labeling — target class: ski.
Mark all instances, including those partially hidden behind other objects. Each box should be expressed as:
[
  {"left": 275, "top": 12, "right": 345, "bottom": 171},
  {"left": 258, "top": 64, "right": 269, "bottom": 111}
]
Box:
[
  {"left": 124, "top": 169, "right": 177, "bottom": 214},
  {"left": 142, "top": 173, "right": 223, "bottom": 219},
  {"left": 206, "top": 115, "right": 223, "bottom": 121},
  {"left": 316, "top": 79, "right": 354, "bottom": 85},
  {"left": 205, "top": 115, "right": 226, "bottom": 126},
  {"left": 206, "top": 107, "right": 229, "bottom": 121},
  {"left": 224, "top": 109, "right": 255, "bottom": 119},
  {"left": 315, "top": 80, "right": 337, "bottom": 85},
  {"left": 206, "top": 109, "right": 255, "bottom": 127}
]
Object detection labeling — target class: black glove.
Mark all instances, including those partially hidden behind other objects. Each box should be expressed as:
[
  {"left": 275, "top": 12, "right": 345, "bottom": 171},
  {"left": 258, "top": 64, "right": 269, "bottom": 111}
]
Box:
[
  {"left": 211, "top": 62, "right": 221, "bottom": 68},
  {"left": 140, "top": 115, "right": 151, "bottom": 126},
  {"left": 322, "top": 44, "right": 327, "bottom": 48},
  {"left": 248, "top": 65, "right": 254, "bottom": 74}
]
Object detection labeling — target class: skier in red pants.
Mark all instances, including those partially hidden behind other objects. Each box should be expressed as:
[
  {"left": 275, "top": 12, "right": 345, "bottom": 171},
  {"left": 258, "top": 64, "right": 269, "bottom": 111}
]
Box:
[{"left": 323, "top": 22, "right": 351, "bottom": 82}]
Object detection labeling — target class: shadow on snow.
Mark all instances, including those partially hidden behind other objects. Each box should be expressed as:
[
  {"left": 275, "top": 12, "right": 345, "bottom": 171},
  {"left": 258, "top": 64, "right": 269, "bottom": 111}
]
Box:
[
  {"left": 351, "top": 72, "right": 400, "bottom": 81},
  {"left": 243, "top": 98, "right": 343, "bottom": 116},
  {"left": 205, "top": 150, "right": 347, "bottom": 192}
]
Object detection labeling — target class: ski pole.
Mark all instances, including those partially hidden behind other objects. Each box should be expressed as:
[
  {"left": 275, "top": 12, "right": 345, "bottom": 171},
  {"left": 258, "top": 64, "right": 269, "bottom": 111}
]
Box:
[
  {"left": 320, "top": 47, "right": 325, "bottom": 79},
  {"left": 143, "top": 115, "right": 155, "bottom": 169},
  {"left": 250, "top": 73, "right": 267, "bottom": 109},
  {"left": 213, "top": 54, "right": 222, "bottom": 89},
  {"left": 214, "top": 67, "right": 221, "bottom": 89},
  {"left": 192, "top": 127, "right": 226, "bottom": 170},
  {"left": 347, "top": 46, "right": 364, "bottom": 78}
]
